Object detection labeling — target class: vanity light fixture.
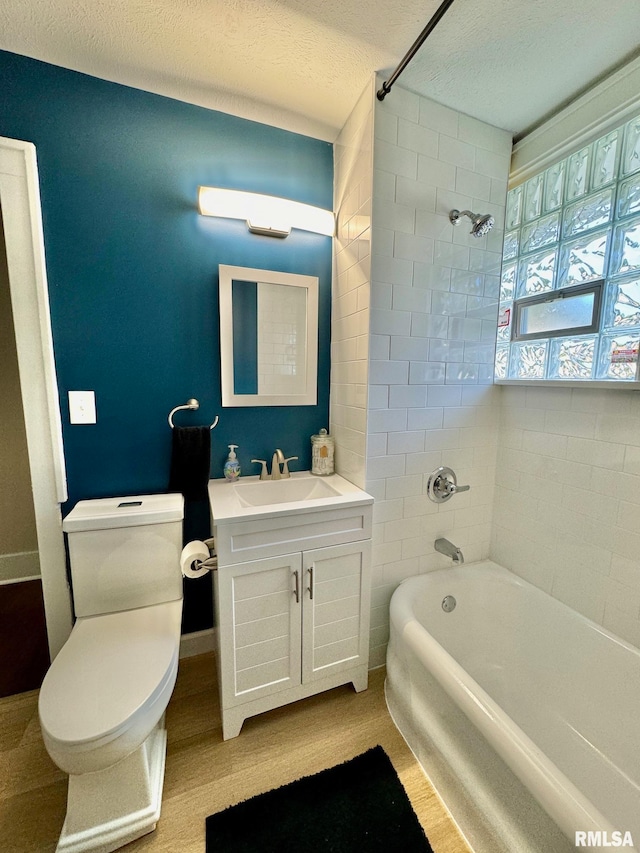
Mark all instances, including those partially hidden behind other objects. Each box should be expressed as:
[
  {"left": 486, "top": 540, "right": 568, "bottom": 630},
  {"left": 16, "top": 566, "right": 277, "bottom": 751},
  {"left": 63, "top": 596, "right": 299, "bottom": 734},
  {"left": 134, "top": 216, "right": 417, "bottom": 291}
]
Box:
[{"left": 198, "top": 187, "right": 335, "bottom": 238}]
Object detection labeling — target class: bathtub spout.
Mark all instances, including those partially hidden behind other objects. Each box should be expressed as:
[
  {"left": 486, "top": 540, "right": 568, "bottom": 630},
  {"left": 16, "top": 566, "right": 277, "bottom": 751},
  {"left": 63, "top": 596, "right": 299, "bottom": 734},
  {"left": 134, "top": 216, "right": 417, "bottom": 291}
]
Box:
[{"left": 434, "top": 538, "right": 464, "bottom": 564}]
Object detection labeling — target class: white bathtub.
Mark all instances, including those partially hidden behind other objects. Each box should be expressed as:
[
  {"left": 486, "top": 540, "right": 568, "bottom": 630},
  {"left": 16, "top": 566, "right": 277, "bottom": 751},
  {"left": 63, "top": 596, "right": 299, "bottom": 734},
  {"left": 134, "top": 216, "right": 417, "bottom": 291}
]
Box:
[{"left": 385, "top": 561, "right": 639, "bottom": 853}]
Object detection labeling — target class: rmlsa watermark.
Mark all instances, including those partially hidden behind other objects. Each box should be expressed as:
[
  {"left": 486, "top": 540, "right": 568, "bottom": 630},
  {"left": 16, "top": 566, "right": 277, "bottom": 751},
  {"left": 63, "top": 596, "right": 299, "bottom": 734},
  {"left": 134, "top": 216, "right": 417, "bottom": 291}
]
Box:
[{"left": 575, "top": 830, "right": 634, "bottom": 848}]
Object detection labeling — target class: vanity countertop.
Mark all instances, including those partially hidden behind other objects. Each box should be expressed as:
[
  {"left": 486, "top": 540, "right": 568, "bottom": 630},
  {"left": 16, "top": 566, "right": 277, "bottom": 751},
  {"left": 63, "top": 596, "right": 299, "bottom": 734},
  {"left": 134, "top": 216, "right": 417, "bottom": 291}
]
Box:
[{"left": 208, "top": 471, "right": 373, "bottom": 523}]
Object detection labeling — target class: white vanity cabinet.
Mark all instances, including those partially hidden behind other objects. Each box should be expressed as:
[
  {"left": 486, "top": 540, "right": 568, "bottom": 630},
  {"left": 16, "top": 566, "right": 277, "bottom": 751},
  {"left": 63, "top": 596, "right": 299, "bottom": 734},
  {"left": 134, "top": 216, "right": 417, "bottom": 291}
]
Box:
[{"left": 209, "top": 484, "right": 373, "bottom": 740}]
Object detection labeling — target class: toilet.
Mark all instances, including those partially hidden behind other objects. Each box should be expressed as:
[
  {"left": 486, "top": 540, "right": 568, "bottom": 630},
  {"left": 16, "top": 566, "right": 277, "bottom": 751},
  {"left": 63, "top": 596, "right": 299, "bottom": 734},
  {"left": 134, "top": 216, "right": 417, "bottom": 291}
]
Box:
[{"left": 38, "top": 493, "right": 185, "bottom": 853}]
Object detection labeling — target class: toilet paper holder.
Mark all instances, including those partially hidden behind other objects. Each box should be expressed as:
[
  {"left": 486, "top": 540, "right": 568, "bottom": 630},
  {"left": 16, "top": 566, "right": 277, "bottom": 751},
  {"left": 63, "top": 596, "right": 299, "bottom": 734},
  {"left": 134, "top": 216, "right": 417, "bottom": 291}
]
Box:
[
  {"left": 194, "top": 537, "right": 218, "bottom": 572},
  {"left": 181, "top": 539, "right": 217, "bottom": 580}
]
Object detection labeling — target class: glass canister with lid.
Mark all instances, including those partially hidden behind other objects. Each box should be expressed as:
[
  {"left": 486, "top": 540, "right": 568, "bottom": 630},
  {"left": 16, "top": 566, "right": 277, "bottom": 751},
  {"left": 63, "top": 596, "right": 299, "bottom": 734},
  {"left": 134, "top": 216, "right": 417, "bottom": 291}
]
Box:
[{"left": 311, "top": 428, "right": 335, "bottom": 476}]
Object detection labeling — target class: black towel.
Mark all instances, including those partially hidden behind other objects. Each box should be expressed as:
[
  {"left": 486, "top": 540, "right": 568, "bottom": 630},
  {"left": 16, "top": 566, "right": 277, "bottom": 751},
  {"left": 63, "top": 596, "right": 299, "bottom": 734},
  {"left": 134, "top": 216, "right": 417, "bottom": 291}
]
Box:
[
  {"left": 168, "top": 425, "right": 213, "bottom": 633},
  {"left": 168, "top": 425, "right": 211, "bottom": 500}
]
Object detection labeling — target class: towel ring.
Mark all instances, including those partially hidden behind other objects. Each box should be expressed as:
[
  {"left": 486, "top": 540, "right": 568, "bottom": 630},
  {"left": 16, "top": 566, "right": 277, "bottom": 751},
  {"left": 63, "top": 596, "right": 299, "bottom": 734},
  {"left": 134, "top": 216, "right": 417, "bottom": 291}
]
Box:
[{"left": 168, "top": 398, "right": 219, "bottom": 430}]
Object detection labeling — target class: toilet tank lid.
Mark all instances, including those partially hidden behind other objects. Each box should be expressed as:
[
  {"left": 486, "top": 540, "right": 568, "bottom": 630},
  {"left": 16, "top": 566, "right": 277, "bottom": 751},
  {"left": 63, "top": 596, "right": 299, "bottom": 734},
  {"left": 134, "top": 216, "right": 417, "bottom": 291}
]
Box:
[{"left": 63, "top": 493, "right": 185, "bottom": 532}]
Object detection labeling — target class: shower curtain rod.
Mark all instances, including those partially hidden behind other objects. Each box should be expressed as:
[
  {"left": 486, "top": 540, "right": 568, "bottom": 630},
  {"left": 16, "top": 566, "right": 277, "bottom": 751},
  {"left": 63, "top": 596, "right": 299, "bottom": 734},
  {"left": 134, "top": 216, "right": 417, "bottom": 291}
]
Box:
[{"left": 377, "top": 0, "right": 456, "bottom": 101}]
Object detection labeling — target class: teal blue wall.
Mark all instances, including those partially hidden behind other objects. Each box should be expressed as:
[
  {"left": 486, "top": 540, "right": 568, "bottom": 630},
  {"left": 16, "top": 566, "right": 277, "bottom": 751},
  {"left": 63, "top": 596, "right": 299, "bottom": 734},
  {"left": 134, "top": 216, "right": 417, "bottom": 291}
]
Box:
[{"left": 0, "top": 50, "right": 333, "bottom": 509}]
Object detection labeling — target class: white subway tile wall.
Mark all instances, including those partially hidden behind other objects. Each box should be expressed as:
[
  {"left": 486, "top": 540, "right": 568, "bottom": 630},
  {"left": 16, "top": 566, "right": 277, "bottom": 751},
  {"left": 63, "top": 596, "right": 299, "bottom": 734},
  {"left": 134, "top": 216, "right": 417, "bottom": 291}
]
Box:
[
  {"left": 334, "top": 80, "right": 640, "bottom": 667},
  {"left": 492, "top": 385, "right": 640, "bottom": 648},
  {"left": 365, "top": 83, "right": 511, "bottom": 667},
  {"left": 331, "top": 81, "right": 374, "bottom": 489}
]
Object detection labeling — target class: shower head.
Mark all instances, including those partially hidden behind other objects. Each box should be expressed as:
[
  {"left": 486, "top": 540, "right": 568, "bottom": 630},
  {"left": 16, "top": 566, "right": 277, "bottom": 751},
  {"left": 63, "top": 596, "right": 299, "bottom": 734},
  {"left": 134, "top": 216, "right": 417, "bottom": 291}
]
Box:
[{"left": 449, "top": 209, "right": 495, "bottom": 238}]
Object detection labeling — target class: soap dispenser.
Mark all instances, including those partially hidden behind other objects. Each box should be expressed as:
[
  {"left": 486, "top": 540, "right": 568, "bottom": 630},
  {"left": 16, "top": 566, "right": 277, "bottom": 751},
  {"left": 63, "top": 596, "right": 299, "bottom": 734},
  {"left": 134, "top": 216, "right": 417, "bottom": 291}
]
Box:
[{"left": 223, "top": 445, "right": 241, "bottom": 481}]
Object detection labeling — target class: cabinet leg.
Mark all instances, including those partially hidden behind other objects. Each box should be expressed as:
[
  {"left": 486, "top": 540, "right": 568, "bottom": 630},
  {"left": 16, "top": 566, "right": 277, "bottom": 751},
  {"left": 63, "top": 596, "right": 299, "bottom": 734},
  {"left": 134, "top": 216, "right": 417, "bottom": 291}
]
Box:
[
  {"left": 221, "top": 708, "right": 245, "bottom": 740},
  {"left": 351, "top": 668, "right": 368, "bottom": 693}
]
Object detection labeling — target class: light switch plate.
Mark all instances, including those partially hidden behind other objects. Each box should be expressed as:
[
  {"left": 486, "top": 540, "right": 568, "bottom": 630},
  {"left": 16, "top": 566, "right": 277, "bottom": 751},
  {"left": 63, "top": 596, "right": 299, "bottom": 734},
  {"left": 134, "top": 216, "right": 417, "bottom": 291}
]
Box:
[{"left": 69, "top": 390, "right": 97, "bottom": 424}]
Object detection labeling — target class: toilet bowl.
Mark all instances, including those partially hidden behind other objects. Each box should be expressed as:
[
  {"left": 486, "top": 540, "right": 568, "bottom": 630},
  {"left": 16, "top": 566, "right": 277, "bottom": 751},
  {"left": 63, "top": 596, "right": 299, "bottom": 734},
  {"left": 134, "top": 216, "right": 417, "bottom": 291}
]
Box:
[
  {"left": 39, "top": 600, "right": 181, "bottom": 775},
  {"left": 38, "top": 493, "right": 185, "bottom": 853}
]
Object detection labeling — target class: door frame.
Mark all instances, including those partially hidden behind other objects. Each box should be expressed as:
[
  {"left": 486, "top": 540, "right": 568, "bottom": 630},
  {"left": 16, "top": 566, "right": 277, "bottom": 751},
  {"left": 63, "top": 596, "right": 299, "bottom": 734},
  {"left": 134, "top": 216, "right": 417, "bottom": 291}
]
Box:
[{"left": 0, "top": 135, "right": 72, "bottom": 658}]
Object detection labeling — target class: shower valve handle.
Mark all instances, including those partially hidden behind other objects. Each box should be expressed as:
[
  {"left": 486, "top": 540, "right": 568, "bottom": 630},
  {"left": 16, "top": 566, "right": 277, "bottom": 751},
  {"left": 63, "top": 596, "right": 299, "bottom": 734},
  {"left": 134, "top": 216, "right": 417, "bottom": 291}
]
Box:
[
  {"left": 427, "top": 466, "right": 470, "bottom": 503},
  {"left": 447, "top": 481, "right": 470, "bottom": 495}
]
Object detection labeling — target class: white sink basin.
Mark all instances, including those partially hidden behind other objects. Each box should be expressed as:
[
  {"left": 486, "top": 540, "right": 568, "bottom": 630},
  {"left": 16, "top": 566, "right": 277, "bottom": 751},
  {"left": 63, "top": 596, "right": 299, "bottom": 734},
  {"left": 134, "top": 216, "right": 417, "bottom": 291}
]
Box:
[
  {"left": 208, "top": 471, "right": 373, "bottom": 522},
  {"left": 234, "top": 477, "right": 341, "bottom": 507}
]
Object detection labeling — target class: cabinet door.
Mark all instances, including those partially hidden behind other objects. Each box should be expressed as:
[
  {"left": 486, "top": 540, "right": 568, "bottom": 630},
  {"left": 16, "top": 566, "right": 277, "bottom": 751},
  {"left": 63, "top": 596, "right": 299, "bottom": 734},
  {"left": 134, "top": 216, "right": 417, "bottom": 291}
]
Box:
[
  {"left": 216, "top": 553, "right": 302, "bottom": 707},
  {"left": 301, "top": 540, "right": 371, "bottom": 684}
]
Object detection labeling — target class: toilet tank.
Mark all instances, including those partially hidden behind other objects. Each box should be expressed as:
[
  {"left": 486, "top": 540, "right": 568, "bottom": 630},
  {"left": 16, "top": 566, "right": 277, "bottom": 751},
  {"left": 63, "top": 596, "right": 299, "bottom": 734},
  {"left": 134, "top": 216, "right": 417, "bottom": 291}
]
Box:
[{"left": 63, "top": 494, "right": 185, "bottom": 618}]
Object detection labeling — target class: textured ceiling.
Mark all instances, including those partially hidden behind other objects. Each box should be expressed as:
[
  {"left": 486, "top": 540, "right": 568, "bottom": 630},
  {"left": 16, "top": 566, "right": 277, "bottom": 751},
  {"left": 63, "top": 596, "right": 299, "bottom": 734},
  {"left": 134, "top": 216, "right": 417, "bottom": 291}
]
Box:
[{"left": 1, "top": 0, "right": 639, "bottom": 141}]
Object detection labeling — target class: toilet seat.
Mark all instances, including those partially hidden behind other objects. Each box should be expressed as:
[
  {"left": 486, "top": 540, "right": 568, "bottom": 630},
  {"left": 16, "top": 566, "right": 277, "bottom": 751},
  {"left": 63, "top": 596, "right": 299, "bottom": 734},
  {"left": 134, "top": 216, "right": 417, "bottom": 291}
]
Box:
[{"left": 39, "top": 599, "right": 182, "bottom": 774}]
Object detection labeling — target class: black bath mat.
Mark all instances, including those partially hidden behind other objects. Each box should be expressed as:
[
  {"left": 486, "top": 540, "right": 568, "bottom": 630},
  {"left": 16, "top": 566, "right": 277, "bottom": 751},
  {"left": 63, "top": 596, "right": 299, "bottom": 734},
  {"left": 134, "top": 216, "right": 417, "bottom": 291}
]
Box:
[{"left": 205, "top": 745, "right": 434, "bottom": 852}]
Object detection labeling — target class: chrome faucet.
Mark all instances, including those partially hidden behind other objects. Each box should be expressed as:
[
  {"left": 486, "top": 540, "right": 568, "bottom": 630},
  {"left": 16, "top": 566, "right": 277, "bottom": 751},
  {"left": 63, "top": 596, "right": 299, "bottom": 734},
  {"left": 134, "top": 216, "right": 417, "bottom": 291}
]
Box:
[
  {"left": 251, "top": 450, "right": 298, "bottom": 480},
  {"left": 434, "top": 538, "right": 464, "bottom": 565}
]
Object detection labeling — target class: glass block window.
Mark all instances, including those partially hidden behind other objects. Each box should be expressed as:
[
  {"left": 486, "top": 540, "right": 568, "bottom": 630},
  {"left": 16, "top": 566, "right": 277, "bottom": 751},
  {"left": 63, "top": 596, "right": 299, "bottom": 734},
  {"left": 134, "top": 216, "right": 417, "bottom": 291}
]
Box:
[{"left": 497, "top": 113, "right": 640, "bottom": 382}]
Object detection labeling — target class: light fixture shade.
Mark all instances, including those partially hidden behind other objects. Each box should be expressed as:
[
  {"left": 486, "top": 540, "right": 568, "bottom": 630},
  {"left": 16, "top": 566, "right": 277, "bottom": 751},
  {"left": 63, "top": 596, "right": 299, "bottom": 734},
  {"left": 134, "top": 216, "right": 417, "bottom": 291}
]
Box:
[{"left": 198, "top": 187, "right": 334, "bottom": 237}]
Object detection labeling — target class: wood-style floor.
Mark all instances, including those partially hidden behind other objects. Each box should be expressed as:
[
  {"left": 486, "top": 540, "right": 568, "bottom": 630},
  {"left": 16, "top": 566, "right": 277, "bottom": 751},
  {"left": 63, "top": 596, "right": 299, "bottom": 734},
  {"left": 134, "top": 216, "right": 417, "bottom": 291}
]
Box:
[{"left": 0, "top": 653, "right": 472, "bottom": 853}]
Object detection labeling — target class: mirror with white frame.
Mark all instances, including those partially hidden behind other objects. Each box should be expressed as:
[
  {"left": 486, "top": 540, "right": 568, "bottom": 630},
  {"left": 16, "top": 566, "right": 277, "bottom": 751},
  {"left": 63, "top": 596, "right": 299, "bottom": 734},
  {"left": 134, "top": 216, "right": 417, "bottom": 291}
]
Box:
[{"left": 219, "top": 264, "right": 318, "bottom": 406}]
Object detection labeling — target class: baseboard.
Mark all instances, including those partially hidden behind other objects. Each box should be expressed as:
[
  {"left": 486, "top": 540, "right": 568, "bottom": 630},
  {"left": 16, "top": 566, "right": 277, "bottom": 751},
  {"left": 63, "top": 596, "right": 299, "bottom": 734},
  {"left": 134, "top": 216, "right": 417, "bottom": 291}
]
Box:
[
  {"left": 179, "top": 627, "right": 216, "bottom": 659},
  {"left": 0, "top": 550, "right": 40, "bottom": 584}
]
